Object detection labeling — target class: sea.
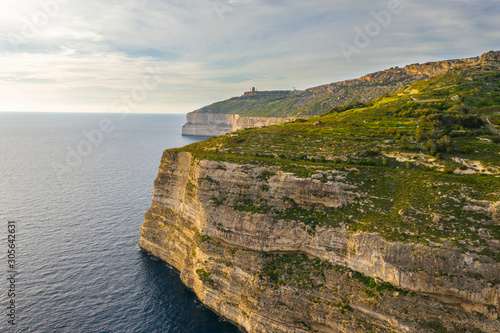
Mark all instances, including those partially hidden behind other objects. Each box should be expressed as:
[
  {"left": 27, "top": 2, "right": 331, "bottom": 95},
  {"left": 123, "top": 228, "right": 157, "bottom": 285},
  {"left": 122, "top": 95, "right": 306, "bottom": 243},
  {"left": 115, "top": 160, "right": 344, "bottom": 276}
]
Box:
[{"left": 0, "top": 112, "right": 239, "bottom": 332}]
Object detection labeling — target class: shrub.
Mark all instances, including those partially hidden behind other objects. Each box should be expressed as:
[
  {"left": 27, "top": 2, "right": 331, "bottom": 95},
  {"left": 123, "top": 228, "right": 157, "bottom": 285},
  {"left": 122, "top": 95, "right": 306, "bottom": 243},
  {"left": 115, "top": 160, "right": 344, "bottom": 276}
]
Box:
[
  {"left": 415, "top": 127, "right": 428, "bottom": 142},
  {"left": 462, "top": 116, "right": 484, "bottom": 129},
  {"left": 258, "top": 171, "right": 275, "bottom": 182},
  {"left": 436, "top": 136, "right": 452, "bottom": 151},
  {"left": 420, "top": 320, "right": 448, "bottom": 333},
  {"left": 444, "top": 166, "right": 455, "bottom": 174},
  {"left": 366, "top": 149, "right": 380, "bottom": 156},
  {"left": 425, "top": 139, "right": 438, "bottom": 155},
  {"left": 211, "top": 198, "right": 224, "bottom": 206}
]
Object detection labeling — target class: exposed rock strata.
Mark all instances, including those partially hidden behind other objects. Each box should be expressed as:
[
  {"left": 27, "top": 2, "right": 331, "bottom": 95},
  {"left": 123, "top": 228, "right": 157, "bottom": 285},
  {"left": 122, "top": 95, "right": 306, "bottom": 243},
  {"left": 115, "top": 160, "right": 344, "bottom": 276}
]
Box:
[
  {"left": 182, "top": 113, "right": 303, "bottom": 137},
  {"left": 491, "top": 202, "right": 500, "bottom": 224},
  {"left": 181, "top": 51, "right": 500, "bottom": 136},
  {"left": 140, "top": 151, "right": 500, "bottom": 332}
]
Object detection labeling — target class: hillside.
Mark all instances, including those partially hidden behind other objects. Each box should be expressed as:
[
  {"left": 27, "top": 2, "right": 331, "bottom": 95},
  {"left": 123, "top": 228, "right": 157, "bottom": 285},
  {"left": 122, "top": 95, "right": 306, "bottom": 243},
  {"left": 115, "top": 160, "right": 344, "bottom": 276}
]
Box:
[
  {"left": 182, "top": 52, "right": 497, "bottom": 136},
  {"left": 141, "top": 51, "right": 500, "bottom": 332},
  {"left": 189, "top": 53, "right": 493, "bottom": 118}
]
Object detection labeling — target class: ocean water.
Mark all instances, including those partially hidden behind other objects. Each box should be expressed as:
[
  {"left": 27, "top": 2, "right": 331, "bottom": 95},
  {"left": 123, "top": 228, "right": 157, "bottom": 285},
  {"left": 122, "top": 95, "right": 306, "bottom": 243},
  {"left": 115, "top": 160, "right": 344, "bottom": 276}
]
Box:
[{"left": 0, "top": 112, "right": 238, "bottom": 332}]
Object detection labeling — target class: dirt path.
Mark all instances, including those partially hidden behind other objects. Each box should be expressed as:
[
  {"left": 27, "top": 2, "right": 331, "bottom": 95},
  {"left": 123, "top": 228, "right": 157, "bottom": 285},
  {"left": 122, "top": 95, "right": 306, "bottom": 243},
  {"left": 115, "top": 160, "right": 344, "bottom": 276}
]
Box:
[{"left": 410, "top": 95, "right": 440, "bottom": 102}]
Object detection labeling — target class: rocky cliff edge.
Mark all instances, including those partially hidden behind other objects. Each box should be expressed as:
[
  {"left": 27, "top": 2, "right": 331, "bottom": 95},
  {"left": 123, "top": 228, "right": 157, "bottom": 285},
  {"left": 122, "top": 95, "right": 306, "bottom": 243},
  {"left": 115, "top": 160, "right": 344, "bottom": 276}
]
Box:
[{"left": 140, "top": 151, "right": 500, "bottom": 332}]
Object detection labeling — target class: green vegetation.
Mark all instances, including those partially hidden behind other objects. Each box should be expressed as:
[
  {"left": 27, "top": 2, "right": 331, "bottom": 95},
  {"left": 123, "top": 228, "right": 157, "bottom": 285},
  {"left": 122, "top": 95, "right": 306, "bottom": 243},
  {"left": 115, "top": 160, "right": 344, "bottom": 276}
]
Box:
[
  {"left": 186, "top": 181, "right": 197, "bottom": 197},
  {"left": 196, "top": 268, "right": 214, "bottom": 286},
  {"left": 260, "top": 253, "right": 333, "bottom": 289},
  {"left": 195, "top": 231, "right": 211, "bottom": 243},
  {"left": 191, "top": 63, "right": 440, "bottom": 117},
  {"left": 233, "top": 198, "right": 273, "bottom": 214},
  {"left": 261, "top": 252, "right": 414, "bottom": 304},
  {"left": 173, "top": 55, "right": 500, "bottom": 262},
  {"left": 258, "top": 171, "right": 275, "bottom": 182},
  {"left": 280, "top": 198, "right": 343, "bottom": 232},
  {"left": 341, "top": 266, "right": 410, "bottom": 297},
  {"left": 211, "top": 197, "right": 224, "bottom": 206},
  {"left": 420, "top": 320, "right": 448, "bottom": 333}
]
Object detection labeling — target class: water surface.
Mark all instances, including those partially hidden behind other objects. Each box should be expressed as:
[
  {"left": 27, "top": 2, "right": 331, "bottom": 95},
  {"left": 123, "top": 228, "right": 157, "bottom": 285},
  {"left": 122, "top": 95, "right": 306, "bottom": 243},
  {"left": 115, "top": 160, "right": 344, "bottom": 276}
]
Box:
[{"left": 0, "top": 112, "right": 238, "bottom": 332}]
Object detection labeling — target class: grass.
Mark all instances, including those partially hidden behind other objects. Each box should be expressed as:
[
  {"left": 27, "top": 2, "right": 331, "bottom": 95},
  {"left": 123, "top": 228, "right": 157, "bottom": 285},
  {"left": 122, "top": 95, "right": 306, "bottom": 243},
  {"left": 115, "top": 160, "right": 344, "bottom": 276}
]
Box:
[
  {"left": 190, "top": 60, "right": 451, "bottom": 118},
  {"left": 260, "top": 253, "right": 333, "bottom": 289},
  {"left": 169, "top": 57, "right": 500, "bottom": 261}
]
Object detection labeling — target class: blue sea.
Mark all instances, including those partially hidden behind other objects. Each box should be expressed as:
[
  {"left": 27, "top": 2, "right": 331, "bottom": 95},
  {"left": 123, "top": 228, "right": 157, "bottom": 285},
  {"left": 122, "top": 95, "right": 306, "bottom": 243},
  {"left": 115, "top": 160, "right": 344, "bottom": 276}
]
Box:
[{"left": 0, "top": 112, "right": 239, "bottom": 332}]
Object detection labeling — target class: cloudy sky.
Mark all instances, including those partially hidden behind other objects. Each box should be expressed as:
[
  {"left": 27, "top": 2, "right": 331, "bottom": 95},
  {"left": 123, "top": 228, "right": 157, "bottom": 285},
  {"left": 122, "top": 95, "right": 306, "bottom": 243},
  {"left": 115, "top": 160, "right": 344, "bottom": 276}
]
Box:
[{"left": 0, "top": 0, "right": 499, "bottom": 113}]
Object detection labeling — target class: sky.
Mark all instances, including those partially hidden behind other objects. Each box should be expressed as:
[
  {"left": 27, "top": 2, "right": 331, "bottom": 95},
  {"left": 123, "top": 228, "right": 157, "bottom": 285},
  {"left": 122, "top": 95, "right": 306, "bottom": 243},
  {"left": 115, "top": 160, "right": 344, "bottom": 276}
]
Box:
[{"left": 0, "top": 0, "right": 499, "bottom": 114}]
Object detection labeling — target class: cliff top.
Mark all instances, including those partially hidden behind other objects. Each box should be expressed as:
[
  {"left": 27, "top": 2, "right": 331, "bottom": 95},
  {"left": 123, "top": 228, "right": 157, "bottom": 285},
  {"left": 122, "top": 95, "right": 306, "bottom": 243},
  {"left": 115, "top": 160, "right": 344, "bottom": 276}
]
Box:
[
  {"left": 172, "top": 53, "right": 500, "bottom": 256},
  {"left": 148, "top": 52, "right": 500, "bottom": 331},
  {"left": 190, "top": 51, "right": 500, "bottom": 118}
]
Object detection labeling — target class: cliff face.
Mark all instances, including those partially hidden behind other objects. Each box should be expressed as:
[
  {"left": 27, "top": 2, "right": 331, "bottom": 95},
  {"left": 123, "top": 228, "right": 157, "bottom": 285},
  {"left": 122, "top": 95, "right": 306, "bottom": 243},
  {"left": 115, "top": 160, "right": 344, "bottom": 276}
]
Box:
[
  {"left": 140, "top": 151, "right": 500, "bottom": 333},
  {"left": 182, "top": 113, "right": 302, "bottom": 136},
  {"left": 143, "top": 52, "right": 500, "bottom": 331},
  {"left": 182, "top": 113, "right": 235, "bottom": 136},
  {"left": 181, "top": 51, "right": 500, "bottom": 136},
  {"left": 304, "top": 51, "right": 499, "bottom": 95}
]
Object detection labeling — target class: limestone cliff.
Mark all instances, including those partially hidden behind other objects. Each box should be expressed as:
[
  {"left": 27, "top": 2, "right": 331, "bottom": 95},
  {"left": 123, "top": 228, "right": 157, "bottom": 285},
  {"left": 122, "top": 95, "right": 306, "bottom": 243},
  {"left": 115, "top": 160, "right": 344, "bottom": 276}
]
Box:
[
  {"left": 181, "top": 51, "right": 500, "bottom": 136},
  {"left": 140, "top": 151, "right": 500, "bottom": 333},
  {"left": 143, "top": 51, "right": 500, "bottom": 331},
  {"left": 182, "top": 113, "right": 302, "bottom": 137}
]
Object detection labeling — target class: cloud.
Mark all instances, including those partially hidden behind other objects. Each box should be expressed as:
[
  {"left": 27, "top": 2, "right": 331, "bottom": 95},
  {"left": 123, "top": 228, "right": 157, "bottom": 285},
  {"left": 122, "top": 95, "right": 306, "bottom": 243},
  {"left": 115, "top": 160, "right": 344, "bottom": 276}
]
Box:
[{"left": 0, "top": 0, "right": 498, "bottom": 113}]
